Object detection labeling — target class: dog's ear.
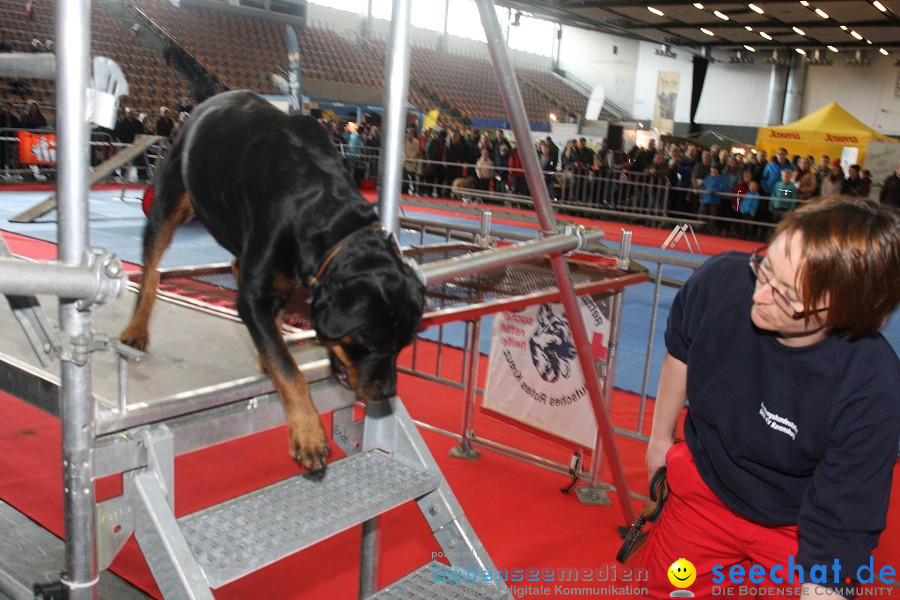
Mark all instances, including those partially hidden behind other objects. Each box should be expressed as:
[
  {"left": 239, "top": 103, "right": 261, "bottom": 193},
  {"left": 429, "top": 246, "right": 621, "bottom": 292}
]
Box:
[{"left": 311, "top": 281, "right": 367, "bottom": 341}]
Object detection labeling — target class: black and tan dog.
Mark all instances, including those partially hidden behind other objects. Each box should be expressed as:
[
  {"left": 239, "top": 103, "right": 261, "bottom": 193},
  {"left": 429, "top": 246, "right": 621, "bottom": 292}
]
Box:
[{"left": 120, "top": 91, "right": 426, "bottom": 474}]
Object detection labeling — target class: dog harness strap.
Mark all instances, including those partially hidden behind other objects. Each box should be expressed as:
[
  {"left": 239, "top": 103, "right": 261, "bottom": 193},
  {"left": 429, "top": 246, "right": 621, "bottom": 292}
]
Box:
[{"left": 305, "top": 222, "right": 385, "bottom": 289}]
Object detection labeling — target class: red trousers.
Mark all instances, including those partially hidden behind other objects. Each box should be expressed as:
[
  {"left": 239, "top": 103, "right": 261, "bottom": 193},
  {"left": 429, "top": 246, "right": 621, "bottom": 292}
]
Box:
[{"left": 637, "top": 443, "right": 800, "bottom": 599}]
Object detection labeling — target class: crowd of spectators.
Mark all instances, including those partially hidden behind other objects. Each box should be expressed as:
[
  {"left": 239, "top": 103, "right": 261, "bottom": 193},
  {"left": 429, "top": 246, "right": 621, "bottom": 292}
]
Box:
[
  {"left": 337, "top": 122, "right": 896, "bottom": 239},
  {"left": 3, "top": 83, "right": 898, "bottom": 224},
  {"left": 555, "top": 138, "right": 892, "bottom": 237},
  {"left": 0, "top": 99, "right": 46, "bottom": 130}
]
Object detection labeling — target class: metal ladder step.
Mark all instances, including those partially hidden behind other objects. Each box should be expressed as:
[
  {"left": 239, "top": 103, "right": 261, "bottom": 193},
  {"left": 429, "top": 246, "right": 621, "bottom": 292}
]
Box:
[
  {"left": 366, "top": 561, "right": 511, "bottom": 600},
  {"left": 178, "top": 450, "right": 441, "bottom": 588}
]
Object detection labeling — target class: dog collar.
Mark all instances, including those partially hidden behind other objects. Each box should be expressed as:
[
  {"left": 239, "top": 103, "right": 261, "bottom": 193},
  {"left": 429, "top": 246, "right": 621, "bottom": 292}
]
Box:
[{"left": 305, "top": 223, "right": 385, "bottom": 289}]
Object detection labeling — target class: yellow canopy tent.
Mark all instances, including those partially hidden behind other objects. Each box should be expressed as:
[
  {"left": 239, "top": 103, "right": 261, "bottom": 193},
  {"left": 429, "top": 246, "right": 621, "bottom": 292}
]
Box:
[{"left": 756, "top": 102, "right": 896, "bottom": 167}]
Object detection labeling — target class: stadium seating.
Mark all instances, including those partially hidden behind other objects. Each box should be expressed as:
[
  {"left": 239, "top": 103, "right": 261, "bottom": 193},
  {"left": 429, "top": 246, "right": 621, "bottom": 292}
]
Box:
[
  {"left": 0, "top": 1, "right": 192, "bottom": 119},
  {"left": 1, "top": 0, "right": 599, "bottom": 127}
]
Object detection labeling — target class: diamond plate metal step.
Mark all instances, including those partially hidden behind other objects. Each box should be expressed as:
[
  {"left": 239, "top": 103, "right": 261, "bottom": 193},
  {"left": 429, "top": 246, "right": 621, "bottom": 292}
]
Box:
[
  {"left": 367, "top": 562, "right": 511, "bottom": 600},
  {"left": 178, "top": 450, "right": 441, "bottom": 588}
]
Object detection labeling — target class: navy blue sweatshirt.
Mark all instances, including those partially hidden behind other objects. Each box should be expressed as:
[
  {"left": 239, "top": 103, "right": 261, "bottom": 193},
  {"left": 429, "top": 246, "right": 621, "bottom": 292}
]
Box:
[{"left": 666, "top": 252, "right": 900, "bottom": 585}]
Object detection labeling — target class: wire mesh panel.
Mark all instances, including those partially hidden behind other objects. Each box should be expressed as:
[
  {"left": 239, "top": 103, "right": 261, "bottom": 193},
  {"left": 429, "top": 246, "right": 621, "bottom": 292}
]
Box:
[
  {"left": 407, "top": 243, "right": 647, "bottom": 326},
  {"left": 129, "top": 244, "right": 647, "bottom": 331},
  {"left": 129, "top": 264, "right": 314, "bottom": 329}
]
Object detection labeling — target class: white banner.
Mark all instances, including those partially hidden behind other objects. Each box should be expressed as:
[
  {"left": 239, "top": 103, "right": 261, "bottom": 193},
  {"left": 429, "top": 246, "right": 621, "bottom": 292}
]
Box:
[
  {"left": 482, "top": 295, "right": 612, "bottom": 448},
  {"left": 653, "top": 71, "right": 680, "bottom": 135}
]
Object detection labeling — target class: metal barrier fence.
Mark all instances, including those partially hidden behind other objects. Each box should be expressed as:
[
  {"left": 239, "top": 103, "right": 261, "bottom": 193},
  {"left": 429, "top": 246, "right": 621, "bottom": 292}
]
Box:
[
  {"left": 1, "top": 128, "right": 164, "bottom": 183},
  {"left": 337, "top": 144, "right": 780, "bottom": 240},
  {"left": 556, "top": 169, "right": 673, "bottom": 219},
  {"left": 339, "top": 144, "right": 381, "bottom": 185}
]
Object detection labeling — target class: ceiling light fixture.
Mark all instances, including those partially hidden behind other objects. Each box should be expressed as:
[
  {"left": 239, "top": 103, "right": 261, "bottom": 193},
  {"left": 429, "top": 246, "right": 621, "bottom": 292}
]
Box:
[
  {"left": 839, "top": 25, "right": 848, "bottom": 31},
  {"left": 879, "top": 47, "right": 889, "bottom": 55},
  {"left": 701, "top": 27, "right": 715, "bottom": 36},
  {"left": 655, "top": 43, "right": 678, "bottom": 58},
  {"left": 764, "top": 49, "right": 790, "bottom": 65},
  {"left": 793, "top": 27, "right": 806, "bottom": 35},
  {"left": 745, "top": 25, "right": 754, "bottom": 31},
  {"left": 850, "top": 30, "right": 864, "bottom": 40},
  {"left": 693, "top": 2, "right": 704, "bottom": 8},
  {"left": 730, "top": 50, "right": 755, "bottom": 64},
  {"left": 847, "top": 49, "right": 870, "bottom": 65},
  {"left": 714, "top": 10, "right": 729, "bottom": 20},
  {"left": 744, "top": 44, "right": 756, "bottom": 52},
  {"left": 760, "top": 31, "right": 773, "bottom": 40},
  {"left": 647, "top": 6, "right": 665, "bottom": 16},
  {"left": 799, "top": 1, "right": 809, "bottom": 6},
  {"left": 748, "top": 3, "right": 764, "bottom": 14},
  {"left": 827, "top": 45, "right": 839, "bottom": 52},
  {"left": 807, "top": 49, "right": 833, "bottom": 65},
  {"left": 795, "top": 48, "right": 807, "bottom": 55},
  {"left": 873, "top": 1, "right": 887, "bottom": 11},
  {"left": 814, "top": 8, "right": 829, "bottom": 18}
]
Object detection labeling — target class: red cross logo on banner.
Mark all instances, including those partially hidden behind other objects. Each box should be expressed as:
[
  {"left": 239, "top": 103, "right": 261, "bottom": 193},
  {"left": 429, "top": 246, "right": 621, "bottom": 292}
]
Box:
[{"left": 591, "top": 332, "right": 607, "bottom": 360}]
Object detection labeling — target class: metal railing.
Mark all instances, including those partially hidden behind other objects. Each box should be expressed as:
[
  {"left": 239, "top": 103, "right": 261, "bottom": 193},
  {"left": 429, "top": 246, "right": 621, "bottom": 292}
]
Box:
[
  {"left": 394, "top": 214, "right": 703, "bottom": 481},
  {"left": 335, "top": 145, "right": 780, "bottom": 239}
]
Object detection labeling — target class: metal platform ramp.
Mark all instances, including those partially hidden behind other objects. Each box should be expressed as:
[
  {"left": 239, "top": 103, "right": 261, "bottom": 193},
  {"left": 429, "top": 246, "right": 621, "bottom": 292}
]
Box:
[
  {"left": 129, "top": 394, "right": 510, "bottom": 600},
  {"left": 0, "top": 280, "right": 509, "bottom": 599},
  {"left": 178, "top": 451, "right": 439, "bottom": 587}
]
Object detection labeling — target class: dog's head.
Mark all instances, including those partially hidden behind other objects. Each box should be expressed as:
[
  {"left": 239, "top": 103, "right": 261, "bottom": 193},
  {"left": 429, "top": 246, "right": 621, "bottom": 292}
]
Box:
[{"left": 311, "top": 236, "right": 425, "bottom": 401}]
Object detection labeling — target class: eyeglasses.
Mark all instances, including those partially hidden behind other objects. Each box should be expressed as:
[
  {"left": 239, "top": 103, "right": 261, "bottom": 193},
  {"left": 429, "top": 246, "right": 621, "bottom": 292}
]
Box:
[{"left": 749, "top": 246, "right": 828, "bottom": 320}]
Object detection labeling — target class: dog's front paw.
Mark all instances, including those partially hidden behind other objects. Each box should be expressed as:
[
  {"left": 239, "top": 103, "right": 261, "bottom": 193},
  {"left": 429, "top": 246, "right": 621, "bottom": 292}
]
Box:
[
  {"left": 290, "top": 419, "right": 331, "bottom": 476},
  {"left": 119, "top": 326, "right": 149, "bottom": 351}
]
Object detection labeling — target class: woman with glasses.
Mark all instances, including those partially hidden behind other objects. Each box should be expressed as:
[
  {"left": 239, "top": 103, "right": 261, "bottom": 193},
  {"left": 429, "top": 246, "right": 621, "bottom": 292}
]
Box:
[{"left": 638, "top": 197, "right": 899, "bottom": 598}]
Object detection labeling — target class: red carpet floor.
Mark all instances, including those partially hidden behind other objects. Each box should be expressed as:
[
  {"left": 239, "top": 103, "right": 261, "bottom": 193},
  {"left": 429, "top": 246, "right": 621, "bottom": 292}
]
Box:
[{"left": 1, "top": 362, "right": 897, "bottom": 600}]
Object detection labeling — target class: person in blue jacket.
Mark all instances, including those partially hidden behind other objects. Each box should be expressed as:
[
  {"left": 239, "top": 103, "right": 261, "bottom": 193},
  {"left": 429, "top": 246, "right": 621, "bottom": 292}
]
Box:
[
  {"left": 738, "top": 179, "right": 762, "bottom": 239},
  {"left": 699, "top": 164, "right": 728, "bottom": 233},
  {"left": 761, "top": 147, "right": 795, "bottom": 196},
  {"left": 770, "top": 168, "right": 799, "bottom": 221},
  {"left": 640, "top": 197, "right": 899, "bottom": 599}
]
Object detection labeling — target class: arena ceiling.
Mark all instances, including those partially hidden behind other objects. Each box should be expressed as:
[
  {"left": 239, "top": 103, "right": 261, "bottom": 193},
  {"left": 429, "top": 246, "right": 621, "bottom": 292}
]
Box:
[{"left": 496, "top": 0, "right": 900, "bottom": 57}]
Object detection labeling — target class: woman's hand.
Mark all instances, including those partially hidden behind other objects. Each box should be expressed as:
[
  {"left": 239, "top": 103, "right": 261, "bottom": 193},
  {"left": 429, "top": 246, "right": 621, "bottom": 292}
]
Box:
[{"left": 646, "top": 436, "right": 673, "bottom": 479}]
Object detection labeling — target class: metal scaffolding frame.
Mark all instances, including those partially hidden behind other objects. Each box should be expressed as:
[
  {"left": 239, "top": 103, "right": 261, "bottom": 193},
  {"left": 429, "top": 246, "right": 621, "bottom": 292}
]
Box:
[
  {"left": 375, "top": 0, "right": 636, "bottom": 526},
  {"left": 0, "top": 0, "right": 636, "bottom": 597},
  {"left": 0, "top": 2, "right": 115, "bottom": 598}
]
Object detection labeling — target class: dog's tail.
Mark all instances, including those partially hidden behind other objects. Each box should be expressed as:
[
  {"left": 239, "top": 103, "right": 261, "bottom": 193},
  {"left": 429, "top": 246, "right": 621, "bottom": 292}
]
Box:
[
  {"left": 162, "top": 38, "right": 228, "bottom": 106},
  {"left": 144, "top": 133, "right": 189, "bottom": 232},
  {"left": 191, "top": 73, "right": 227, "bottom": 106}
]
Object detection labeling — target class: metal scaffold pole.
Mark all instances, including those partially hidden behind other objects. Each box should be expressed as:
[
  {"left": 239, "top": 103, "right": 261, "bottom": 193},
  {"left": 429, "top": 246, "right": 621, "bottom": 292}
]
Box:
[
  {"left": 362, "top": 0, "right": 414, "bottom": 596},
  {"left": 56, "top": 0, "right": 99, "bottom": 597},
  {"left": 472, "top": 0, "right": 636, "bottom": 527},
  {"left": 377, "top": 0, "right": 414, "bottom": 237}
]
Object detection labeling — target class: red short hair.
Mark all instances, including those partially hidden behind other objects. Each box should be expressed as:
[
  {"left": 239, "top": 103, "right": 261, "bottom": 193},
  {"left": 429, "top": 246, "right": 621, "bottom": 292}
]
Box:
[{"left": 772, "top": 198, "right": 900, "bottom": 338}]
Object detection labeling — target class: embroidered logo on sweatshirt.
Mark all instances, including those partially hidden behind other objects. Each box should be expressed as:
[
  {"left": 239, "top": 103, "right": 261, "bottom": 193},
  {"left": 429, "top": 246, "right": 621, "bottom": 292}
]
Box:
[{"left": 758, "top": 403, "right": 798, "bottom": 440}]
